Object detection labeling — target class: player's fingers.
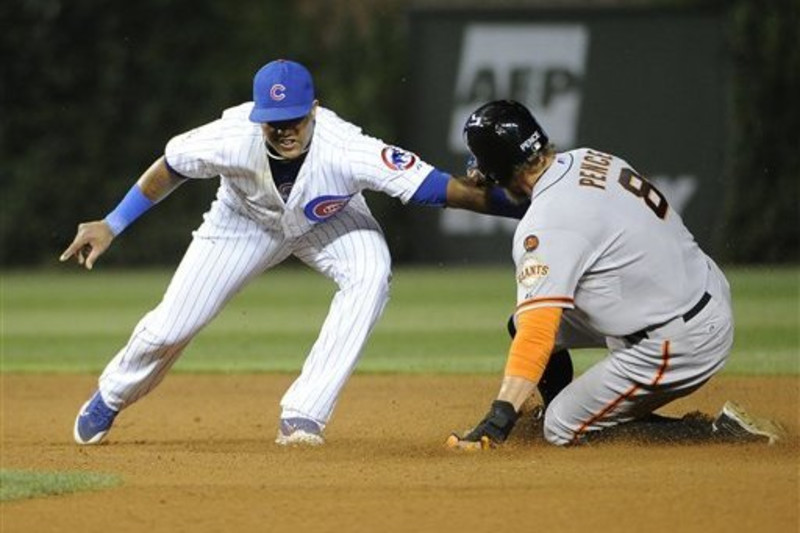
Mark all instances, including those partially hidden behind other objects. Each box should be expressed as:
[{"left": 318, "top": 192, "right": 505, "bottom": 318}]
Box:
[
  {"left": 85, "top": 245, "right": 101, "bottom": 270},
  {"left": 444, "top": 433, "right": 492, "bottom": 451},
  {"left": 59, "top": 240, "right": 82, "bottom": 262},
  {"left": 60, "top": 226, "right": 92, "bottom": 262}
]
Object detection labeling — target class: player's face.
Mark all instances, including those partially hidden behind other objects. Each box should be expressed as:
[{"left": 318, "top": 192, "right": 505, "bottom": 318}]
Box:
[
  {"left": 504, "top": 169, "right": 531, "bottom": 203},
  {"left": 505, "top": 152, "right": 554, "bottom": 201},
  {"left": 261, "top": 102, "right": 318, "bottom": 159}
]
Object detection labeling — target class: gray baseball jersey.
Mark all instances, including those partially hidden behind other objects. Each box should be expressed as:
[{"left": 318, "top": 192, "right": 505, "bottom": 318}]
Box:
[
  {"left": 97, "top": 104, "right": 434, "bottom": 427},
  {"left": 513, "top": 148, "right": 734, "bottom": 444}
]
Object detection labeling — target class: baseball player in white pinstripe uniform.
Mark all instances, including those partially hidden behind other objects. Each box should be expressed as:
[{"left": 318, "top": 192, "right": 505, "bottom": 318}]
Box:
[
  {"left": 62, "top": 60, "right": 526, "bottom": 446},
  {"left": 446, "top": 100, "right": 785, "bottom": 449}
]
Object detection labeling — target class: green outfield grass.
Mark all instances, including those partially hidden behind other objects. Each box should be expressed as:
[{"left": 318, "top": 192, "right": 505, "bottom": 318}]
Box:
[
  {"left": 1, "top": 266, "right": 798, "bottom": 375},
  {"left": 0, "top": 469, "right": 121, "bottom": 502}
]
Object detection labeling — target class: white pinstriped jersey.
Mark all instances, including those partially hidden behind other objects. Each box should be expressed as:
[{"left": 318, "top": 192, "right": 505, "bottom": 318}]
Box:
[
  {"left": 165, "top": 103, "right": 434, "bottom": 238},
  {"left": 513, "top": 148, "right": 710, "bottom": 337}
]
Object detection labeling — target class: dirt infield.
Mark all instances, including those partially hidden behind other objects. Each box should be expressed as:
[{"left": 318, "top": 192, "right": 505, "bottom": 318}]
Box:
[{"left": 2, "top": 374, "right": 798, "bottom": 533}]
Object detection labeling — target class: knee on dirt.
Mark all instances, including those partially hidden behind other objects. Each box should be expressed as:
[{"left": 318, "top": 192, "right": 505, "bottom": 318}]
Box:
[{"left": 542, "top": 404, "right": 577, "bottom": 446}]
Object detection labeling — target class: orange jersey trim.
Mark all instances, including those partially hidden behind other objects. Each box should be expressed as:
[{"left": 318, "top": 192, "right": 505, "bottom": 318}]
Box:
[
  {"left": 569, "top": 340, "right": 672, "bottom": 444},
  {"left": 516, "top": 296, "right": 574, "bottom": 315}
]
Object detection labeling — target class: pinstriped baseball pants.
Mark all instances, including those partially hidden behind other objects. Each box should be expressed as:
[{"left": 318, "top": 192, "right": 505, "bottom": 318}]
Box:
[{"left": 98, "top": 199, "right": 391, "bottom": 426}]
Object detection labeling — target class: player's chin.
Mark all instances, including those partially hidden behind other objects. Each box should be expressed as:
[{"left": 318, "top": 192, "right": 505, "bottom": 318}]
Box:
[
  {"left": 273, "top": 142, "right": 303, "bottom": 160},
  {"left": 506, "top": 187, "right": 528, "bottom": 204}
]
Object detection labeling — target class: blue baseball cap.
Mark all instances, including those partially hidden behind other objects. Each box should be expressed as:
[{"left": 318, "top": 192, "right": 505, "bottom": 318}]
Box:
[{"left": 249, "top": 60, "right": 315, "bottom": 123}]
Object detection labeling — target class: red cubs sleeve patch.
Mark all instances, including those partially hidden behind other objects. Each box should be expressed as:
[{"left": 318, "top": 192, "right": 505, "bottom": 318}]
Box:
[
  {"left": 304, "top": 194, "right": 354, "bottom": 222},
  {"left": 381, "top": 146, "right": 417, "bottom": 171}
]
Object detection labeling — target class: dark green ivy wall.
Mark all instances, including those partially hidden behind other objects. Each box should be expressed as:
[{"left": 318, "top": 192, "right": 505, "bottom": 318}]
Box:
[{"left": 1, "top": 0, "right": 797, "bottom": 266}]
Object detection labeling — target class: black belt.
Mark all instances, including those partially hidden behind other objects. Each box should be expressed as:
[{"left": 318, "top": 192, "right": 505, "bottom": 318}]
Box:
[{"left": 623, "top": 292, "right": 711, "bottom": 345}]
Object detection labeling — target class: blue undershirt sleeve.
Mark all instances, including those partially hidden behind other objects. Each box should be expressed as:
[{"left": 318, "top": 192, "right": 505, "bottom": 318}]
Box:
[
  {"left": 409, "top": 168, "right": 529, "bottom": 218},
  {"left": 487, "top": 186, "right": 530, "bottom": 219},
  {"left": 409, "top": 168, "right": 450, "bottom": 207}
]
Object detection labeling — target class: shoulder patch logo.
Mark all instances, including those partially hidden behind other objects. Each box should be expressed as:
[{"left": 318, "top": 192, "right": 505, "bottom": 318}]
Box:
[
  {"left": 516, "top": 255, "right": 550, "bottom": 287},
  {"left": 304, "top": 194, "right": 354, "bottom": 222},
  {"left": 523, "top": 234, "right": 539, "bottom": 252},
  {"left": 381, "top": 146, "right": 417, "bottom": 171}
]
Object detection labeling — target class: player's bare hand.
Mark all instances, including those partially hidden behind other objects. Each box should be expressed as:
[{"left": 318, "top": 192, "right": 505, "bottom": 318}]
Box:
[
  {"left": 462, "top": 154, "right": 489, "bottom": 187},
  {"left": 59, "top": 220, "right": 115, "bottom": 270}
]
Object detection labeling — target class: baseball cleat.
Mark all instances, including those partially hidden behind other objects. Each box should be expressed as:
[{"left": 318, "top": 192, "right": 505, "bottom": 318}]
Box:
[
  {"left": 712, "top": 401, "right": 786, "bottom": 445},
  {"left": 74, "top": 391, "right": 118, "bottom": 445},
  {"left": 275, "top": 417, "right": 325, "bottom": 446}
]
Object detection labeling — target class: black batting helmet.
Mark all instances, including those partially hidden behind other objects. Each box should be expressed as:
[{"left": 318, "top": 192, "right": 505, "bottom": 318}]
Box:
[{"left": 462, "top": 100, "right": 549, "bottom": 186}]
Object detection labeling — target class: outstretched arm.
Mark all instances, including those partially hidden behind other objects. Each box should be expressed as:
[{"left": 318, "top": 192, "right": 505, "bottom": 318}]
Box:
[
  {"left": 59, "top": 157, "right": 185, "bottom": 270},
  {"left": 409, "top": 168, "right": 529, "bottom": 218},
  {"left": 446, "top": 306, "right": 563, "bottom": 450},
  {"left": 445, "top": 175, "right": 528, "bottom": 218}
]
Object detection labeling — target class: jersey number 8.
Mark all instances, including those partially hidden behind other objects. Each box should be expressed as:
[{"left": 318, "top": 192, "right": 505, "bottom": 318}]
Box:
[{"left": 618, "top": 168, "right": 669, "bottom": 219}]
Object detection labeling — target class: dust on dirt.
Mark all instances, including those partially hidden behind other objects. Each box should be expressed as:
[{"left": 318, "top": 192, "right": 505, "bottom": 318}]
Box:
[{"left": 2, "top": 374, "right": 798, "bottom": 533}]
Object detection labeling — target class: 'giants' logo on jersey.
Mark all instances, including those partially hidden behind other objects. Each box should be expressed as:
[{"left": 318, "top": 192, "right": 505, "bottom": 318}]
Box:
[
  {"left": 381, "top": 146, "right": 417, "bottom": 171},
  {"left": 304, "top": 194, "right": 354, "bottom": 222},
  {"left": 516, "top": 254, "right": 550, "bottom": 287}
]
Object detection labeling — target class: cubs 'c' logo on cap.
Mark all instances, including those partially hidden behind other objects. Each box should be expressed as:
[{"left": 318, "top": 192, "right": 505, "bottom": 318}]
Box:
[
  {"left": 381, "top": 146, "right": 417, "bottom": 171},
  {"left": 523, "top": 234, "right": 539, "bottom": 251},
  {"left": 270, "top": 83, "right": 286, "bottom": 101},
  {"left": 304, "top": 194, "right": 354, "bottom": 222}
]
